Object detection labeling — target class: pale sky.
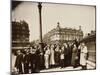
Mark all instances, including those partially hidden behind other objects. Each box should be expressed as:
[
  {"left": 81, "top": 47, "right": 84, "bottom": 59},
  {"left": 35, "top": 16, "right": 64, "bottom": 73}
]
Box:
[{"left": 12, "top": 1, "right": 96, "bottom": 42}]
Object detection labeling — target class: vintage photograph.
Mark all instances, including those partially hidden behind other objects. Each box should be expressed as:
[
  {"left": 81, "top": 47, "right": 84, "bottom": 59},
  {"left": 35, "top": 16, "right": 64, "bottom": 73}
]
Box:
[{"left": 11, "top": 0, "right": 96, "bottom": 74}]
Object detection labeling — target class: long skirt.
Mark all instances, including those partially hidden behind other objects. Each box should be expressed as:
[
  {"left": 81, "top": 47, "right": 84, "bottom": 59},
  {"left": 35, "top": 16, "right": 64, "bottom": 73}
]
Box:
[
  {"left": 44, "top": 55, "right": 49, "bottom": 69},
  {"left": 55, "top": 52, "right": 60, "bottom": 66},
  {"left": 80, "top": 53, "right": 87, "bottom": 66},
  {"left": 71, "top": 53, "right": 77, "bottom": 67}
]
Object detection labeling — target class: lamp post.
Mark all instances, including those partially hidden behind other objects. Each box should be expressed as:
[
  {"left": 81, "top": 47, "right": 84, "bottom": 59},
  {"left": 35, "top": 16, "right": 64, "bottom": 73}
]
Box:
[
  {"left": 38, "top": 2, "right": 43, "bottom": 52},
  {"left": 38, "top": 3, "right": 44, "bottom": 69}
]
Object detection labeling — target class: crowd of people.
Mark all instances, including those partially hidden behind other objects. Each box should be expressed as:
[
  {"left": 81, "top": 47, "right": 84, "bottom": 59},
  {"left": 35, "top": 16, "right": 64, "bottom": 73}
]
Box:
[{"left": 13, "top": 40, "right": 88, "bottom": 74}]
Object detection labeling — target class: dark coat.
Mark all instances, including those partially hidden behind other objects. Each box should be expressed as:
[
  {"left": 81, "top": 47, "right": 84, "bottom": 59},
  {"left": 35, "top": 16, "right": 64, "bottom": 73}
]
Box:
[
  {"left": 71, "top": 47, "right": 78, "bottom": 66},
  {"left": 55, "top": 50, "right": 60, "bottom": 65},
  {"left": 23, "top": 53, "right": 31, "bottom": 74},
  {"left": 30, "top": 53, "right": 37, "bottom": 73},
  {"left": 64, "top": 47, "right": 70, "bottom": 66},
  {"left": 23, "top": 53, "right": 31, "bottom": 64},
  {"left": 15, "top": 54, "right": 23, "bottom": 68},
  {"left": 14, "top": 54, "right": 23, "bottom": 74},
  {"left": 30, "top": 53, "right": 36, "bottom": 64}
]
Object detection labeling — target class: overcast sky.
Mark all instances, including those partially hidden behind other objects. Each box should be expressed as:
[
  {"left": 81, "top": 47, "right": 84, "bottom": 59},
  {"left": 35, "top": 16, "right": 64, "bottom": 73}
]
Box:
[{"left": 12, "top": 1, "right": 96, "bottom": 42}]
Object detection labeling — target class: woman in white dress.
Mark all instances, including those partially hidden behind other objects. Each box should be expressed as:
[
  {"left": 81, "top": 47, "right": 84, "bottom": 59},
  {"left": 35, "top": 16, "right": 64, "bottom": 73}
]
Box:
[
  {"left": 44, "top": 46, "right": 50, "bottom": 69},
  {"left": 80, "top": 43, "right": 88, "bottom": 70},
  {"left": 50, "top": 45, "right": 55, "bottom": 68}
]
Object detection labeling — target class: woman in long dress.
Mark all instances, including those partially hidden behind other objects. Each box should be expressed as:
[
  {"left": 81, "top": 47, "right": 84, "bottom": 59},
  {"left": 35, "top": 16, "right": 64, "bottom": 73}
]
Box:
[
  {"left": 44, "top": 46, "right": 50, "bottom": 69},
  {"left": 50, "top": 45, "right": 55, "bottom": 68},
  {"left": 71, "top": 44, "right": 78, "bottom": 68},
  {"left": 55, "top": 45, "right": 61, "bottom": 67}
]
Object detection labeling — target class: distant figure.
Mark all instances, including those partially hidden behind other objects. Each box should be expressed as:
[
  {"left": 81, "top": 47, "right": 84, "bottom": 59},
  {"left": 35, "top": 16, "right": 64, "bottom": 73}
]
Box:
[
  {"left": 71, "top": 44, "right": 78, "bottom": 68},
  {"left": 44, "top": 46, "right": 50, "bottom": 69},
  {"left": 80, "top": 43, "right": 88, "bottom": 70},
  {"left": 14, "top": 50, "right": 23, "bottom": 74}
]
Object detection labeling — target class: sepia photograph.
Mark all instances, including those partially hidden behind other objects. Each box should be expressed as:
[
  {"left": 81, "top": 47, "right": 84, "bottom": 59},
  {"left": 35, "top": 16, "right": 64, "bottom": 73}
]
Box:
[{"left": 11, "top": 0, "right": 96, "bottom": 74}]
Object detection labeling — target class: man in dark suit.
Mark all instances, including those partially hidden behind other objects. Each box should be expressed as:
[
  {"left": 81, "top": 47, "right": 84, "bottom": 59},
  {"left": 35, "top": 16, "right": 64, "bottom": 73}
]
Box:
[
  {"left": 14, "top": 50, "right": 23, "bottom": 74},
  {"left": 23, "top": 48, "right": 30, "bottom": 74},
  {"left": 30, "top": 47, "right": 37, "bottom": 73}
]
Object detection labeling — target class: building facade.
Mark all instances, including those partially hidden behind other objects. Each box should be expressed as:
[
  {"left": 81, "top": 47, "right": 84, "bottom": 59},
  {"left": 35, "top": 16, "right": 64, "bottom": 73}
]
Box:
[
  {"left": 12, "top": 20, "right": 30, "bottom": 51},
  {"left": 43, "top": 22, "right": 83, "bottom": 45}
]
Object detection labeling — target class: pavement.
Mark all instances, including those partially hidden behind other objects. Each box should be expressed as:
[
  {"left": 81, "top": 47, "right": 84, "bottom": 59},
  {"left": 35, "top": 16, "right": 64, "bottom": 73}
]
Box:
[
  {"left": 12, "top": 54, "right": 96, "bottom": 74},
  {"left": 40, "top": 66, "right": 82, "bottom": 72},
  {"left": 86, "top": 60, "right": 96, "bottom": 69},
  {"left": 40, "top": 63, "right": 96, "bottom": 73}
]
